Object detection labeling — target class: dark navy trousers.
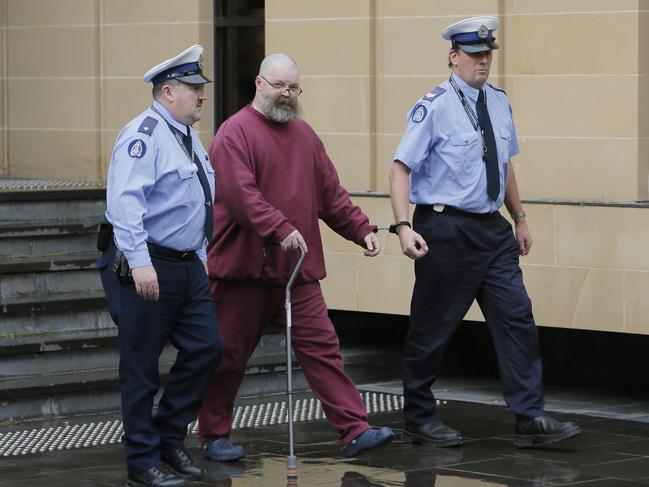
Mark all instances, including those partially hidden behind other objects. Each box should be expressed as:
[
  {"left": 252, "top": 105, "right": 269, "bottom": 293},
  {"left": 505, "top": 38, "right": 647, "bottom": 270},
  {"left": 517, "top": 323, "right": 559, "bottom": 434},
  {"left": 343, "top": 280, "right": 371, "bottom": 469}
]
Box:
[
  {"left": 99, "top": 243, "right": 222, "bottom": 473},
  {"left": 403, "top": 206, "right": 545, "bottom": 428}
]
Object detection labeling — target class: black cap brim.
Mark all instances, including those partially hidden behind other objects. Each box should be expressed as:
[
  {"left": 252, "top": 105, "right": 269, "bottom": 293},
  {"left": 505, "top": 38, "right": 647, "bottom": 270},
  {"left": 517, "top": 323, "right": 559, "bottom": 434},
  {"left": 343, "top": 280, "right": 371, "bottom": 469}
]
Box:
[
  {"left": 175, "top": 73, "right": 212, "bottom": 84},
  {"left": 456, "top": 41, "right": 499, "bottom": 53}
]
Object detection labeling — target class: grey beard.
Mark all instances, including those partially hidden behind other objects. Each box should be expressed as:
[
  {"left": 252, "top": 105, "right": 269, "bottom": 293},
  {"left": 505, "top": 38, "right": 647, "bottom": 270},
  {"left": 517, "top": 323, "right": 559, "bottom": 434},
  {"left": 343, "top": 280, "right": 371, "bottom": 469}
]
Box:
[{"left": 260, "top": 96, "right": 301, "bottom": 123}]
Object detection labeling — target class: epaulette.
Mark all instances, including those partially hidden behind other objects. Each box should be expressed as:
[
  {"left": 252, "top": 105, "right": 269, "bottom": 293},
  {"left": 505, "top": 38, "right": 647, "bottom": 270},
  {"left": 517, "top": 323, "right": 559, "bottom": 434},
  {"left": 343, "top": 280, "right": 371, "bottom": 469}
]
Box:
[
  {"left": 137, "top": 116, "right": 158, "bottom": 136},
  {"left": 487, "top": 83, "right": 507, "bottom": 94},
  {"left": 409, "top": 86, "right": 445, "bottom": 123},
  {"left": 421, "top": 86, "right": 446, "bottom": 102}
]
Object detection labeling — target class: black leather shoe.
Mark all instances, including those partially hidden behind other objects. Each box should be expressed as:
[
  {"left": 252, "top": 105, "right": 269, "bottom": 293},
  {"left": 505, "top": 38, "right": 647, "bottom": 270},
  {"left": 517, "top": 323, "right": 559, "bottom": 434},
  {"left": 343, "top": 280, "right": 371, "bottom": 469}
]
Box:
[
  {"left": 514, "top": 415, "right": 581, "bottom": 448},
  {"left": 402, "top": 419, "right": 462, "bottom": 447},
  {"left": 161, "top": 447, "right": 204, "bottom": 479},
  {"left": 126, "top": 464, "right": 188, "bottom": 487}
]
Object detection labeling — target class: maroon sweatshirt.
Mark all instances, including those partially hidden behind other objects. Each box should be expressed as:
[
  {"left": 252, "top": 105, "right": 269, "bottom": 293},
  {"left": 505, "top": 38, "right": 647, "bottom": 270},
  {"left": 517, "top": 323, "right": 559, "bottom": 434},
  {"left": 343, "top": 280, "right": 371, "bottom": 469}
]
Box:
[{"left": 207, "top": 105, "right": 375, "bottom": 285}]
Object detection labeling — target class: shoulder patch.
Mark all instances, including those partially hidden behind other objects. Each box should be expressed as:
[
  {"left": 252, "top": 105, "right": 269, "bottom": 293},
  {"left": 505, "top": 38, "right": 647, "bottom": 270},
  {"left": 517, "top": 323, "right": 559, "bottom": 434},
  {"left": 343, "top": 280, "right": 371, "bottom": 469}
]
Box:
[
  {"left": 422, "top": 86, "right": 446, "bottom": 102},
  {"left": 487, "top": 83, "right": 507, "bottom": 94},
  {"left": 127, "top": 139, "right": 147, "bottom": 159},
  {"left": 410, "top": 104, "right": 428, "bottom": 123},
  {"left": 137, "top": 116, "right": 158, "bottom": 136}
]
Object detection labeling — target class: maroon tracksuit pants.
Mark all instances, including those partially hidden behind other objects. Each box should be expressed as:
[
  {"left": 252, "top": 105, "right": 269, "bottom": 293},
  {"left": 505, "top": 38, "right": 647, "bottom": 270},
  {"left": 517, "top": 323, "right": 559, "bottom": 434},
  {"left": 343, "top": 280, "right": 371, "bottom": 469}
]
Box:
[{"left": 197, "top": 279, "right": 370, "bottom": 445}]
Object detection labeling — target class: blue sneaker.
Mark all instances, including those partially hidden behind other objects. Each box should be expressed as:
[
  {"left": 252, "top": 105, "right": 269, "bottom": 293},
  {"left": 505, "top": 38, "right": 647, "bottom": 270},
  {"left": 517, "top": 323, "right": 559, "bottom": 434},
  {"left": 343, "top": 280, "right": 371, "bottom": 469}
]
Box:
[
  {"left": 201, "top": 437, "right": 246, "bottom": 461},
  {"left": 341, "top": 427, "right": 395, "bottom": 457}
]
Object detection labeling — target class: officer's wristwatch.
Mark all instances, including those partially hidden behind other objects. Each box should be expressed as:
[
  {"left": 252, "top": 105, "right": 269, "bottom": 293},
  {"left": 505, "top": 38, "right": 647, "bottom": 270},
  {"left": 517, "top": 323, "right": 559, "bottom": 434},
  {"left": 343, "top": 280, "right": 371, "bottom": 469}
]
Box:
[
  {"left": 389, "top": 220, "right": 411, "bottom": 234},
  {"left": 511, "top": 210, "right": 526, "bottom": 221}
]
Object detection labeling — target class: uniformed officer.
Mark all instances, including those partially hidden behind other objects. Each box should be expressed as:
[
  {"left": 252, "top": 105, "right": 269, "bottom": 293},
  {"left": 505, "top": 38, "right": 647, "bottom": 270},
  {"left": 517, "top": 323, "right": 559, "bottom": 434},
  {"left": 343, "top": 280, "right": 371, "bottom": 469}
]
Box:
[
  {"left": 389, "top": 17, "right": 581, "bottom": 448},
  {"left": 98, "top": 45, "right": 223, "bottom": 487}
]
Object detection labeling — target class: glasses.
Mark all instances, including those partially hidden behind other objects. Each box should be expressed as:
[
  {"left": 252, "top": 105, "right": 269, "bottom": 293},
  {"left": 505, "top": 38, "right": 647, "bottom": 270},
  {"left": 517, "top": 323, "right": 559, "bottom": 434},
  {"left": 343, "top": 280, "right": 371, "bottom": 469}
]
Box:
[{"left": 260, "top": 75, "right": 303, "bottom": 96}]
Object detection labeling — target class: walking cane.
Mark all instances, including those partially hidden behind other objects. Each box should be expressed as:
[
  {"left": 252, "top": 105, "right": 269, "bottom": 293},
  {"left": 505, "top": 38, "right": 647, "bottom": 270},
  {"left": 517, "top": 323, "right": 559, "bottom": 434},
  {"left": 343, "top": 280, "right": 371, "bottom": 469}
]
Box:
[{"left": 286, "top": 245, "right": 306, "bottom": 481}]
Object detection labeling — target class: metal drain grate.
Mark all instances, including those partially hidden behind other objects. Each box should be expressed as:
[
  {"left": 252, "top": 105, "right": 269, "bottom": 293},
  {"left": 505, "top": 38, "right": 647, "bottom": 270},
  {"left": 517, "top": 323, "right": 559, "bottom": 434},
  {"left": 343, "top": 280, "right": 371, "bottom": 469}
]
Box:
[
  {"left": 0, "top": 391, "right": 403, "bottom": 457},
  {"left": 0, "top": 177, "right": 103, "bottom": 192}
]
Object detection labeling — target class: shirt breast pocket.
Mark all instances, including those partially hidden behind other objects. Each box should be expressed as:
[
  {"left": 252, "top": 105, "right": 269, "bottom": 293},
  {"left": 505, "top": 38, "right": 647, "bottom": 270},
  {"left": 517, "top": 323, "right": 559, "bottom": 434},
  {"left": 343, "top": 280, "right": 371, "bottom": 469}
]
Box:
[
  {"left": 177, "top": 165, "right": 198, "bottom": 206},
  {"left": 203, "top": 159, "right": 215, "bottom": 198},
  {"left": 443, "top": 130, "right": 482, "bottom": 181},
  {"left": 498, "top": 127, "right": 511, "bottom": 162},
  {"left": 204, "top": 160, "right": 214, "bottom": 175}
]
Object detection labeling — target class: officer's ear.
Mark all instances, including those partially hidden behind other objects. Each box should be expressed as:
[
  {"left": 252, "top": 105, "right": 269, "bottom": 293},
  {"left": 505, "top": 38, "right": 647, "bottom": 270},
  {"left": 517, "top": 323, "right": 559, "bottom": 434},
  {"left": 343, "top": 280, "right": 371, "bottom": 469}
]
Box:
[
  {"left": 159, "top": 81, "right": 179, "bottom": 103},
  {"left": 161, "top": 83, "right": 173, "bottom": 99},
  {"left": 448, "top": 48, "right": 460, "bottom": 68}
]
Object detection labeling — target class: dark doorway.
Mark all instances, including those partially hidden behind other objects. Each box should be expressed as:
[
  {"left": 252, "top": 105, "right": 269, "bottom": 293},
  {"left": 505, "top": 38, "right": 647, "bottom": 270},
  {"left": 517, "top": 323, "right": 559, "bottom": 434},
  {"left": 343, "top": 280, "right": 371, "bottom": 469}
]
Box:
[{"left": 213, "top": 0, "right": 265, "bottom": 131}]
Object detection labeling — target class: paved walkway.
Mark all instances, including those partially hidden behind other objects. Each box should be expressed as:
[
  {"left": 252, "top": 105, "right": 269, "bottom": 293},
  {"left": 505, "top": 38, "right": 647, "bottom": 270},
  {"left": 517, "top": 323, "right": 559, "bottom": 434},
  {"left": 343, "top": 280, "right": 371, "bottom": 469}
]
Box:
[
  {"left": 372, "top": 377, "right": 649, "bottom": 424},
  {"left": 2, "top": 381, "right": 649, "bottom": 486}
]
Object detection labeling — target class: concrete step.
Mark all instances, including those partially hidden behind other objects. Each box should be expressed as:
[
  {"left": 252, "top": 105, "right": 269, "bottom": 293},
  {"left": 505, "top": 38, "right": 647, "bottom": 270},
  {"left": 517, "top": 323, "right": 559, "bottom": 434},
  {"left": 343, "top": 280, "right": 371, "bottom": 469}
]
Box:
[
  {"left": 0, "top": 334, "right": 402, "bottom": 422},
  {"left": 0, "top": 195, "right": 106, "bottom": 222},
  {"left": 0, "top": 307, "right": 112, "bottom": 335},
  {"left": 0, "top": 328, "right": 117, "bottom": 357},
  {"left": 1, "top": 269, "right": 102, "bottom": 300},
  {"left": 0, "top": 251, "right": 100, "bottom": 274},
  {"left": 0, "top": 233, "right": 98, "bottom": 260},
  {"left": 0, "top": 198, "right": 107, "bottom": 333},
  {"left": 0, "top": 368, "right": 123, "bottom": 420},
  {"left": 0, "top": 329, "right": 123, "bottom": 381},
  {"left": 0, "top": 218, "right": 96, "bottom": 240},
  {"left": 0, "top": 337, "right": 178, "bottom": 379},
  {"left": 0, "top": 290, "right": 105, "bottom": 314}
]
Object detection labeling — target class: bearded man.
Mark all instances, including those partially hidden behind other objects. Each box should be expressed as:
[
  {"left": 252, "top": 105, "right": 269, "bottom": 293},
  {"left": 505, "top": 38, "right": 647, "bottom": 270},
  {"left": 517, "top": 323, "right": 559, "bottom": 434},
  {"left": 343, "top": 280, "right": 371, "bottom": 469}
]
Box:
[{"left": 197, "top": 53, "right": 394, "bottom": 460}]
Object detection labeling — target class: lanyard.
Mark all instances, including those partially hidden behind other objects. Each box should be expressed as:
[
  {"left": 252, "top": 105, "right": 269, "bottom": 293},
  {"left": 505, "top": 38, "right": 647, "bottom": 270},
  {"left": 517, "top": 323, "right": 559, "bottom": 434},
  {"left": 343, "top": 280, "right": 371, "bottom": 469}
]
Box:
[
  {"left": 449, "top": 76, "right": 487, "bottom": 156},
  {"left": 448, "top": 75, "right": 484, "bottom": 132},
  {"left": 151, "top": 106, "right": 195, "bottom": 164}
]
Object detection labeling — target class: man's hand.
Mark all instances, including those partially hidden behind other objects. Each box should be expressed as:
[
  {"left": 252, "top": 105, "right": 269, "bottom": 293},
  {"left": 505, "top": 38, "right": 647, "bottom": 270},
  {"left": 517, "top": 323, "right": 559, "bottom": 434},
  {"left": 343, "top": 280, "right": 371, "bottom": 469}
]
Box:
[
  {"left": 281, "top": 229, "right": 308, "bottom": 253},
  {"left": 132, "top": 265, "right": 159, "bottom": 301},
  {"left": 515, "top": 219, "right": 533, "bottom": 256},
  {"left": 363, "top": 231, "right": 381, "bottom": 257},
  {"left": 398, "top": 226, "right": 428, "bottom": 260}
]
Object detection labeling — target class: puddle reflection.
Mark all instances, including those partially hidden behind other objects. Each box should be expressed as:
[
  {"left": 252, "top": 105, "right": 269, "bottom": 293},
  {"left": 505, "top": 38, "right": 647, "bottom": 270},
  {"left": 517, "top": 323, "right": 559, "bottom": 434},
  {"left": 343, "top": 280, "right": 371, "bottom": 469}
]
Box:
[
  {"left": 341, "top": 471, "right": 388, "bottom": 486},
  {"left": 199, "top": 456, "right": 582, "bottom": 487}
]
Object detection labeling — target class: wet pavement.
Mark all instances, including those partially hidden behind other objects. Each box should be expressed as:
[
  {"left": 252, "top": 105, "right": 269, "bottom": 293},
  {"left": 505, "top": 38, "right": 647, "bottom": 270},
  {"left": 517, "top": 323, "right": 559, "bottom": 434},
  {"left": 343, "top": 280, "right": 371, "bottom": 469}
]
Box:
[{"left": 2, "top": 387, "right": 649, "bottom": 487}]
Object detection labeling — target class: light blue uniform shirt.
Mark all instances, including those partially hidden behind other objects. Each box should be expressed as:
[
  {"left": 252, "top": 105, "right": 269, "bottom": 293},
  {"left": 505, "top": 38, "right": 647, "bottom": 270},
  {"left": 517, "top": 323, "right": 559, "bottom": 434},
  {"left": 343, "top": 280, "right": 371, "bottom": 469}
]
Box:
[
  {"left": 106, "top": 100, "right": 215, "bottom": 268},
  {"left": 394, "top": 72, "right": 519, "bottom": 213}
]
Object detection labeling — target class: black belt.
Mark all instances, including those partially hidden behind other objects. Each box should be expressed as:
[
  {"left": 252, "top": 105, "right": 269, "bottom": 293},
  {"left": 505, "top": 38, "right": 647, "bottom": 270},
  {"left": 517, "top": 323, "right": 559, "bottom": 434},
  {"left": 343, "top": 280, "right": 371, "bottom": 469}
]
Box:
[
  {"left": 147, "top": 242, "right": 196, "bottom": 260},
  {"left": 419, "top": 205, "right": 498, "bottom": 220}
]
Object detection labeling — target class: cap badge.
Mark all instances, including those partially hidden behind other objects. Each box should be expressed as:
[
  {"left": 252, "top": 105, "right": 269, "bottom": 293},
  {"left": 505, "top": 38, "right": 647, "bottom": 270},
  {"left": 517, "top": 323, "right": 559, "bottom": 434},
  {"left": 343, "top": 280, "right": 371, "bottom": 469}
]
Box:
[
  {"left": 198, "top": 54, "right": 203, "bottom": 71},
  {"left": 478, "top": 25, "right": 489, "bottom": 39}
]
